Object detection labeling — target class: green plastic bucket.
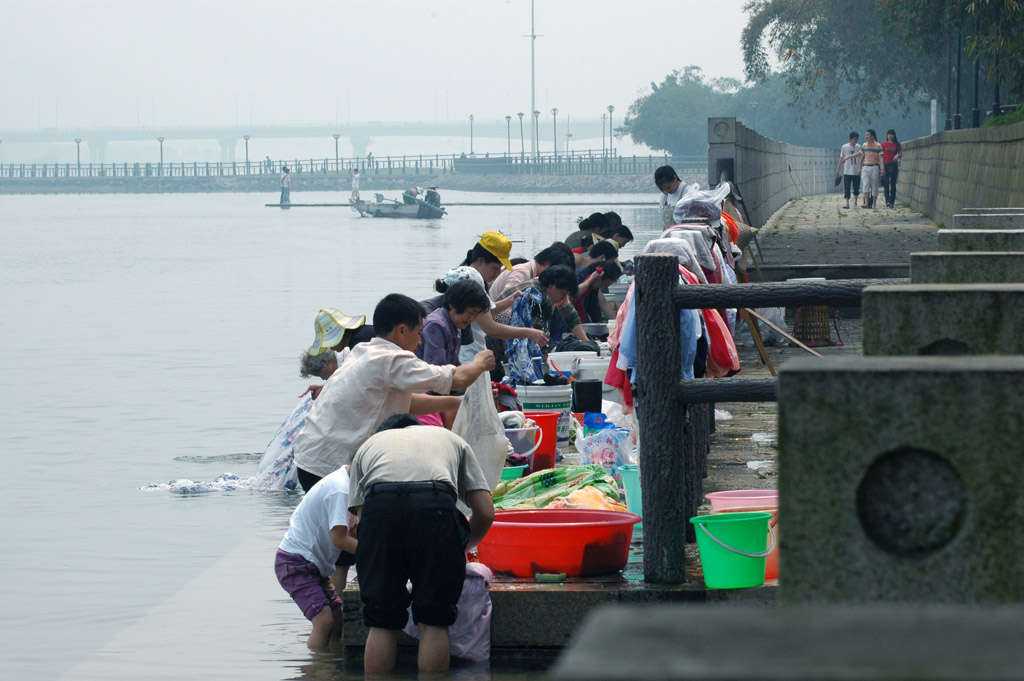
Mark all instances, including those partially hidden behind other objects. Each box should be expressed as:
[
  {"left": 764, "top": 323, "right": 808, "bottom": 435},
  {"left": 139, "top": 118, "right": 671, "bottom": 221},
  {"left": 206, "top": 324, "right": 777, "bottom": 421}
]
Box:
[
  {"left": 619, "top": 464, "right": 642, "bottom": 529},
  {"left": 690, "top": 511, "right": 775, "bottom": 589}
]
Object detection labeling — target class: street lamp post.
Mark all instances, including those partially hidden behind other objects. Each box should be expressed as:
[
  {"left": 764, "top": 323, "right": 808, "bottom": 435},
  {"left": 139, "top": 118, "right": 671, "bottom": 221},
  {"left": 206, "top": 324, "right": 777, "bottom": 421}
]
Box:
[
  {"left": 607, "top": 105, "right": 615, "bottom": 156},
  {"left": 333, "top": 133, "right": 340, "bottom": 171},
  {"left": 505, "top": 115, "right": 512, "bottom": 156},
  {"left": 74, "top": 138, "right": 82, "bottom": 174},
  {"left": 469, "top": 114, "right": 475, "bottom": 155},
  {"left": 532, "top": 110, "right": 540, "bottom": 160},
  {"left": 244, "top": 135, "right": 251, "bottom": 174},
  {"left": 971, "top": 10, "right": 981, "bottom": 127},
  {"left": 601, "top": 113, "right": 607, "bottom": 155},
  {"left": 517, "top": 112, "right": 525, "bottom": 162},
  {"left": 550, "top": 108, "right": 559, "bottom": 161},
  {"left": 953, "top": 23, "right": 963, "bottom": 130},
  {"left": 157, "top": 136, "right": 165, "bottom": 176}
]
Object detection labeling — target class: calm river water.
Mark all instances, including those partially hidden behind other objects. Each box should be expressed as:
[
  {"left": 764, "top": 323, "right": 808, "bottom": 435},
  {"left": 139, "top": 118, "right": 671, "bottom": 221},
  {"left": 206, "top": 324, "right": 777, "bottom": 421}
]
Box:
[{"left": 0, "top": 189, "right": 661, "bottom": 680}]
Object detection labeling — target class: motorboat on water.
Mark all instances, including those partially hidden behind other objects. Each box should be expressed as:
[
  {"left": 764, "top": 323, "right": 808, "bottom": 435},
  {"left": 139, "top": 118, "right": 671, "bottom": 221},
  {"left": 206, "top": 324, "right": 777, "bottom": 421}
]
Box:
[{"left": 352, "top": 192, "right": 446, "bottom": 219}]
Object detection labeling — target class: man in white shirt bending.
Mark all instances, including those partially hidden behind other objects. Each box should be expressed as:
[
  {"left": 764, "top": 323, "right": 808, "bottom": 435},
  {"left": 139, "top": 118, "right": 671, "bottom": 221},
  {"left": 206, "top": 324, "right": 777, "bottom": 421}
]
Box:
[
  {"left": 350, "top": 169, "right": 360, "bottom": 202},
  {"left": 655, "top": 165, "right": 686, "bottom": 228},
  {"left": 292, "top": 293, "right": 495, "bottom": 492}
]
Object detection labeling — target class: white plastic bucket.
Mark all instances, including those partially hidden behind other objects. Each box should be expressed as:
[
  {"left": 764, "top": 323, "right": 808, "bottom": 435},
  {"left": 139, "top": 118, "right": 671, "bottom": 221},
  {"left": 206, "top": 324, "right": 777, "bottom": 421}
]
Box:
[
  {"left": 575, "top": 357, "right": 612, "bottom": 394},
  {"left": 546, "top": 351, "right": 597, "bottom": 377},
  {"left": 517, "top": 384, "right": 573, "bottom": 450}
]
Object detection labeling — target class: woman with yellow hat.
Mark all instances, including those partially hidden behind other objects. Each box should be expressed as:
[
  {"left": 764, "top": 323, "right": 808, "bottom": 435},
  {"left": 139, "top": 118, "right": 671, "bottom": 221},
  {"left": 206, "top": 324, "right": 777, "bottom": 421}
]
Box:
[{"left": 449, "top": 231, "right": 548, "bottom": 367}]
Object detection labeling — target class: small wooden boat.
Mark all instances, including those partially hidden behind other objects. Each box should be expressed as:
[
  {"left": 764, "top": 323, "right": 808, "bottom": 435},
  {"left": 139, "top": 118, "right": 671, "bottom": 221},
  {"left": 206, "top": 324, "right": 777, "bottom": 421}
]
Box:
[{"left": 352, "top": 193, "right": 446, "bottom": 219}]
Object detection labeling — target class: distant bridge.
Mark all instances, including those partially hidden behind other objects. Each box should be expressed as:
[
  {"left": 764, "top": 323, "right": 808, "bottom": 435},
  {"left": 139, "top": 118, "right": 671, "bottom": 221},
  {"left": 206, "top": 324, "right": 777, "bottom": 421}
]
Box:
[{"left": 0, "top": 118, "right": 610, "bottom": 163}]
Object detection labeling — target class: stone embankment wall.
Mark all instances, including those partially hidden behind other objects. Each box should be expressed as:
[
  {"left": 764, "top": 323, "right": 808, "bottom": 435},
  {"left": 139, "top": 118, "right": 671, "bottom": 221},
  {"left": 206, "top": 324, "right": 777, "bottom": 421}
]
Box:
[
  {"left": 707, "top": 117, "right": 839, "bottom": 229},
  {"left": 899, "top": 121, "right": 1024, "bottom": 227},
  {"left": 0, "top": 171, "right": 703, "bottom": 196}
]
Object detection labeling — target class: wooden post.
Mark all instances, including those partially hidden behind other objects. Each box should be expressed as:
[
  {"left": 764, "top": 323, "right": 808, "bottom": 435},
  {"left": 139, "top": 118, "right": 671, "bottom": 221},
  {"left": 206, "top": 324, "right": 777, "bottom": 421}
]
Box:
[{"left": 635, "top": 254, "right": 688, "bottom": 584}]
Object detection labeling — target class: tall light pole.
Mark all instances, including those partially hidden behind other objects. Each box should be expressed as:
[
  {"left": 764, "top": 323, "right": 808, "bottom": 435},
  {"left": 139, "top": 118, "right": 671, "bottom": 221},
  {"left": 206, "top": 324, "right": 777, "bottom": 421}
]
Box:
[
  {"left": 243, "top": 135, "right": 251, "bottom": 174},
  {"left": 527, "top": 0, "right": 540, "bottom": 160},
  {"left": 505, "top": 115, "right": 512, "bottom": 156},
  {"left": 607, "top": 105, "right": 615, "bottom": 156},
  {"left": 333, "top": 133, "right": 340, "bottom": 170},
  {"left": 517, "top": 112, "right": 525, "bottom": 162},
  {"left": 550, "top": 108, "right": 559, "bottom": 161},
  {"left": 469, "top": 114, "right": 475, "bottom": 155},
  {"left": 954, "top": 21, "right": 963, "bottom": 130},
  {"left": 157, "top": 136, "right": 164, "bottom": 176},
  {"left": 601, "top": 113, "right": 606, "bottom": 155},
  {"left": 74, "top": 138, "right": 82, "bottom": 173}
]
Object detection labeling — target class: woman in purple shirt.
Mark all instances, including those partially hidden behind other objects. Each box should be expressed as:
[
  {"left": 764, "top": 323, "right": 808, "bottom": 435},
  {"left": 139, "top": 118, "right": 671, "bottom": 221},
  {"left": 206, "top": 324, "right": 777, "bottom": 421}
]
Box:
[{"left": 416, "top": 280, "right": 491, "bottom": 428}]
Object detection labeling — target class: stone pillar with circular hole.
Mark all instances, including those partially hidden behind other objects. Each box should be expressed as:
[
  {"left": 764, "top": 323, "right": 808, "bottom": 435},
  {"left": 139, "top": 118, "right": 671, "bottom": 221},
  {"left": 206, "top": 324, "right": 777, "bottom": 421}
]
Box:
[{"left": 777, "top": 356, "right": 1024, "bottom": 603}]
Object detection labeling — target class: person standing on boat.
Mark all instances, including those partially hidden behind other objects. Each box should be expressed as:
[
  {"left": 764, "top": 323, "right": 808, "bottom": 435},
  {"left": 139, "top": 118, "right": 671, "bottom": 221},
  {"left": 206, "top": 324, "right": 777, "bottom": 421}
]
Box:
[
  {"left": 350, "top": 169, "right": 360, "bottom": 203},
  {"left": 403, "top": 187, "right": 419, "bottom": 205},
  {"left": 424, "top": 186, "right": 441, "bottom": 208},
  {"left": 280, "top": 166, "right": 291, "bottom": 205}
]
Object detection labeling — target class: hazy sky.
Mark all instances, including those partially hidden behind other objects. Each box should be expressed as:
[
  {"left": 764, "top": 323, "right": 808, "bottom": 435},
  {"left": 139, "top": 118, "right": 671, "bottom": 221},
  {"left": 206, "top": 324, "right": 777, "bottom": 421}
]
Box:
[{"left": 1, "top": 0, "right": 750, "bottom": 129}]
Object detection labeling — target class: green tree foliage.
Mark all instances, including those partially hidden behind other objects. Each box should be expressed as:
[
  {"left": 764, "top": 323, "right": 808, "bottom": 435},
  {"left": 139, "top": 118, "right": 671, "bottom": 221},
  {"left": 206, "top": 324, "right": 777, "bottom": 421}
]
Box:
[
  {"left": 882, "top": 0, "right": 1024, "bottom": 102},
  {"left": 622, "top": 66, "right": 931, "bottom": 155},
  {"left": 741, "top": 0, "right": 946, "bottom": 122}
]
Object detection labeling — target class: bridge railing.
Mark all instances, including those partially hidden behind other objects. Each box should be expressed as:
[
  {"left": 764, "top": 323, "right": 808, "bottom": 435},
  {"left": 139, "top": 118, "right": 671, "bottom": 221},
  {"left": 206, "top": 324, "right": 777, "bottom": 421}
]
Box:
[{"left": 0, "top": 149, "right": 706, "bottom": 179}]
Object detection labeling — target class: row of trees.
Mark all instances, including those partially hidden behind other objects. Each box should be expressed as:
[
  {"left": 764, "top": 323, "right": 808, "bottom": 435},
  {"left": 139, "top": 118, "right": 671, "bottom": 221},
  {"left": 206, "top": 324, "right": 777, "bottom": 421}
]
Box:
[
  {"left": 623, "top": 0, "right": 1022, "bottom": 156},
  {"left": 622, "top": 67, "right": 933, "bottom": 156}
]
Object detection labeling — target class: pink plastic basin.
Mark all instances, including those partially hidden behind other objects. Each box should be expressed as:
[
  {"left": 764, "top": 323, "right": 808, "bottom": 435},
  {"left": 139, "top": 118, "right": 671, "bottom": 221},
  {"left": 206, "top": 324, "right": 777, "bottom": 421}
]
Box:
[
  {"left": 477, "top": 509, "right": 641, "bottom": 578},
  {"left": 705, "top": 489, "right": 778, "bottom": 511}
]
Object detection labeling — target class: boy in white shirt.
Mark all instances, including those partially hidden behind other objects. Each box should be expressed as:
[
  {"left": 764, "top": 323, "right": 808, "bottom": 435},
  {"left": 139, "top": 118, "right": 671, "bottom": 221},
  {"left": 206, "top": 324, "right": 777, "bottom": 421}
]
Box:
[{"left": 275, "top": 465, "right": 357, "bottom": 648}]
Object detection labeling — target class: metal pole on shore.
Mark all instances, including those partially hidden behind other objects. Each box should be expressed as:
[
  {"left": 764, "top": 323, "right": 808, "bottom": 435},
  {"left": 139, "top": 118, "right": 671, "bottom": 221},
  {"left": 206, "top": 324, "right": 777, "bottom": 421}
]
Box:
[
  {"left": 517, "top": 112, "right": 525, "bottom": 163},
  {"left": 75, "top": 138, "right": 81, "bottom": 174},
  {"left": 244, "top": 135, "right": 251, "bottom": 174},
  {"left": 505, "top": 115, "right": 512, "bottom": 156},
  {"left": 157, "top": 137, "right": 164, "bottom": 176},
  {"left": 469, "top": 114, "right": 474, "bottom": 155},
  {"left": 529, "top": 0, "right": 536, "bottom": 160},
  {"left": 333, "top": 134, "right": 340, "bottom": 172},
  {"left": 551, "top": 108, "right": 558, "bottom": 162},
  {"left": 607, "top": 105, "right": 615, "bottom": 156}
]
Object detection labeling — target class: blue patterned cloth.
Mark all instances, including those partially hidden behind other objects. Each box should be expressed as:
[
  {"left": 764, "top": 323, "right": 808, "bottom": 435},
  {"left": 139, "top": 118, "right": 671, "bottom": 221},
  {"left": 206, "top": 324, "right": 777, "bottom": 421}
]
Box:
[{"left": 506, "top": 288, "right": 544, "bottom": 385}]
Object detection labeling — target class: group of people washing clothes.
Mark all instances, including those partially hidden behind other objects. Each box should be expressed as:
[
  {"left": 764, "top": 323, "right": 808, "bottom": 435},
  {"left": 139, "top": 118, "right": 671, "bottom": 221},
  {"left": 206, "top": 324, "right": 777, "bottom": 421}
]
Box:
[
  {"left": 271, "top": 218, "right": 638, "bottom": 672},
  {"left": 836, "top": 128, "right": 904, "bottom": 209}
]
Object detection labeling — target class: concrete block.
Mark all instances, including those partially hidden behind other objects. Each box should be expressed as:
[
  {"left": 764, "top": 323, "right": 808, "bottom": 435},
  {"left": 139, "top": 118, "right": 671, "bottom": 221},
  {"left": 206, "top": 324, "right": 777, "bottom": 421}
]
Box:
[
  {"left": 937, "top": 229, "right": 1024, "bottom": 252},
  {"left": 553, "top": 604, "right": 1024, "bottom": 680},
  {"left": 862, "top": 283, "right": 1024, "bottom": 355},
  {"left": 953, "top": 213, "right": 1024, "bottom": 229},
  {"left": 961, "top": 207, "right": 1024, "bottom": 214},
  {"left": 910, "top": 251, "right": 1024, "bottom": 284},
  {"left": 777, "top": 356, "right": 1024, "bottom": 603}
]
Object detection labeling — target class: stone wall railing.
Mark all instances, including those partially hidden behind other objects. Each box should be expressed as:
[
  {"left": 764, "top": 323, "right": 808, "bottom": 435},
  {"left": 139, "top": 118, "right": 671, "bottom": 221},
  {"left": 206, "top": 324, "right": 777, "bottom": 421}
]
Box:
[
  {"left": 898, "top": 120, "right": 1024, "bottom": 227},
  {"left": 707, "top": 117, "right": 839, "bottom": 229}
]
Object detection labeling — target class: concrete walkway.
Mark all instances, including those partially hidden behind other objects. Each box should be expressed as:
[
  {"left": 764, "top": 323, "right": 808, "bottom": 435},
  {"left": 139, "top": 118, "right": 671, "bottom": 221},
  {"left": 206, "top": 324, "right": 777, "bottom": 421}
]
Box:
[{"left": 754, "top": 194, "right": 939, "bottom": 266}]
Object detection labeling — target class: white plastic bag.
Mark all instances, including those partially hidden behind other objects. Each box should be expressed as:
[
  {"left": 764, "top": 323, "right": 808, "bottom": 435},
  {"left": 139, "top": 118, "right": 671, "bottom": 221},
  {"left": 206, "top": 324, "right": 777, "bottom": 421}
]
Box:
[
  {"left": 452, "top": 374, "right": 510, "bottom": 496},
  {"left": 251, "top": 395, "right": 310, "bottom": 491},
  {"left": 403, "top": 562, "right": 493, "bottom": 662}
]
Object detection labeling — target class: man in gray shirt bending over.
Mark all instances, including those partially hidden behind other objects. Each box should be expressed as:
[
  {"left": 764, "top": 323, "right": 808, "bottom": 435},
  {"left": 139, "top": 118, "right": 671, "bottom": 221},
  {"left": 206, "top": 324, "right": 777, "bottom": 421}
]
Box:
[{"left": 349, "top": 414, "right": 495, "bottom": 674}]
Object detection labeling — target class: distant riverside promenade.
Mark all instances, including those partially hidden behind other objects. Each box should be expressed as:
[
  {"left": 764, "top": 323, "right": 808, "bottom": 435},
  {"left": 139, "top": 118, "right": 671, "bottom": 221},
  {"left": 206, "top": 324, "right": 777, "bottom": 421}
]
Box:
[{"left": 0, "top": 150, "right": 705, "bottom": 195}]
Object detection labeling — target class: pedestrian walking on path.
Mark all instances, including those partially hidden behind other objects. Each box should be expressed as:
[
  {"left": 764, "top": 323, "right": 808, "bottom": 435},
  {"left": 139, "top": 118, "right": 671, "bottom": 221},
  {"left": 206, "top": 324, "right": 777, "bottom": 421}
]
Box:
[
  {"left": 852, "top": 130, "right": 883, "bottom": 209},
  {"left": 837, "top": 132, "right": 862, "bottom": 209},
  {"left": 882, "top": 129, "right": 903, "bottom": 208}
]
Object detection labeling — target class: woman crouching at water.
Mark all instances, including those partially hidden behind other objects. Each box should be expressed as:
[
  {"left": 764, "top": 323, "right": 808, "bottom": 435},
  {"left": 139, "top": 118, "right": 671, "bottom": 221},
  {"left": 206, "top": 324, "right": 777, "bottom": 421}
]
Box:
[{"left": 453, "top": 231, "right": 548, "bottom": 367}]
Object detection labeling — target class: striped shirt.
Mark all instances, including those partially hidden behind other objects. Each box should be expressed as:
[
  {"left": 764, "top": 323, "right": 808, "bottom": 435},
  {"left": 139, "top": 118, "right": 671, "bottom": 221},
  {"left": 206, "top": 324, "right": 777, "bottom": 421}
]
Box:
[
  {"left": 348, "top": 426, "right": 490, "bottom": 509},
  {"left": 860, "top": 143, "right": 883, "bottom": 166}
]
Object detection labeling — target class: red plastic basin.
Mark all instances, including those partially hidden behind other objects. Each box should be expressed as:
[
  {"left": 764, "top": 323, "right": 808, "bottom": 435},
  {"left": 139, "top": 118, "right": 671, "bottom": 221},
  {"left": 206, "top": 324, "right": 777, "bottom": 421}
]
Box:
[{"left": 477, "top": 509, "right": 641, "bottom": 578}]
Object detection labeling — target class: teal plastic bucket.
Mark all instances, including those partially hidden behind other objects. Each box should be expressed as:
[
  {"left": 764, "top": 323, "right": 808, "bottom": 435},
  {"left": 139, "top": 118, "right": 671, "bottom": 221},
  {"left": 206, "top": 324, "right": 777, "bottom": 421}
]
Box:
[
  {"left": 690, "top": 512, "right": 775, "bottom": 589},
  {"left": 619, "top": 464, "right": 642, "bottom": 528}
]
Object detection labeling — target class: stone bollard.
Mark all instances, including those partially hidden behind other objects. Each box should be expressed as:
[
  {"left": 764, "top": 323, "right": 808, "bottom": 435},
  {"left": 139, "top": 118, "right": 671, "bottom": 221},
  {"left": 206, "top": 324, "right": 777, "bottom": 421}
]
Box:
[
  {"left": 952, "top": 213, "right": 1024, "bottom": 230},
  {"left": 778, "top": 356, "right": 1024, "bottom": 603},
  {"left": 862, "top": 283, "right": 1024, "bottom": 355},
  {"left": 937, "top": 229, "right": 1024, "bottom": 252},
  {"left": 910, "top": 251, "right": 1024, "bottom": 284}
]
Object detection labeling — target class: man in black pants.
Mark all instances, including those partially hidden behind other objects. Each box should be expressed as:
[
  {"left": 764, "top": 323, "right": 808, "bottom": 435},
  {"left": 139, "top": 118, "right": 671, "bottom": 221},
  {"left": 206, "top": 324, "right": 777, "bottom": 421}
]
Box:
[{"left": 349, "top": 414, "right": 494, "bottom": 674}]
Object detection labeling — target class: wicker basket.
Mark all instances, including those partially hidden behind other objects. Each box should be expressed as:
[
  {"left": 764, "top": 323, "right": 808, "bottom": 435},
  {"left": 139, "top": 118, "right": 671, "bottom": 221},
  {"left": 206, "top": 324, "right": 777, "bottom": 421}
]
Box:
[{"left": 792, "top": 305, "right": 843, "bottom": 347}]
